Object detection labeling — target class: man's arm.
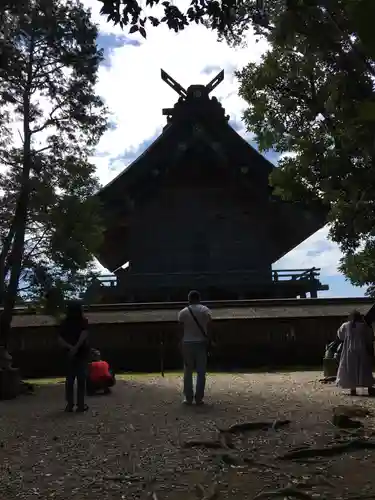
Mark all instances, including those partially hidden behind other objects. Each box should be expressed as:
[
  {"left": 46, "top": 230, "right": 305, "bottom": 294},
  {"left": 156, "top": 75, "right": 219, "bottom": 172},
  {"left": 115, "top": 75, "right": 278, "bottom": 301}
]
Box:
[
  {"left": 57, "top": 323, "right": 73, "bottom": 350},
  {"left": 206, "top": 308, "right": 213, "bottom": 340},
  {"left": 177, "top": 310, "right": 185, "bottom": 343},
  {"left": 71, "top": 329, "right": 88, "bottom": 354},
  {"left": 58, "top": 336, "right": 72, "bottom": 350},
  {"left": 337, "top": 323, "right": 346, "bottom": 342}
]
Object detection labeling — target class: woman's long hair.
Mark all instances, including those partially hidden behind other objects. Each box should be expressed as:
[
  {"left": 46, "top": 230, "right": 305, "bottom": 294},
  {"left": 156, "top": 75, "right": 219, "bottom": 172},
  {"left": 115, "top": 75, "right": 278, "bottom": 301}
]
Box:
[
  {"left": 349, "top": 310, "right": 363, "bottom": 327},
  {"left": 64, "top": 300, "right": 85, "bottom": 322}
]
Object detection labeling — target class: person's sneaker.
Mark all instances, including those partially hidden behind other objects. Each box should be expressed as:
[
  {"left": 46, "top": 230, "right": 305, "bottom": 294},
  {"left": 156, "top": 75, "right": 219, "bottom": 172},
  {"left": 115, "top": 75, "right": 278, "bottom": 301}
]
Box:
[
  {"left": 195, "top": 400, "right": 204, "bottom": 406},
  {"left": 182, "top": 399, "right": 193, "bottom": 405},
  {"left": 64, "top": 404, "right": 74, "bottom": 413}
]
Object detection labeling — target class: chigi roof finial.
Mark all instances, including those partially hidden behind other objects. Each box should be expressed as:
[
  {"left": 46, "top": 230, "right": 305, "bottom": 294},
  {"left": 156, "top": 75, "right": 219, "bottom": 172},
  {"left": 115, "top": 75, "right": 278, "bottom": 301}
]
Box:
[
  {"left": 160, "top": 68, "right": 225, "bottom": 121},
  {"left": 160, "top": 68, "right": 224, "bottom": 97}
]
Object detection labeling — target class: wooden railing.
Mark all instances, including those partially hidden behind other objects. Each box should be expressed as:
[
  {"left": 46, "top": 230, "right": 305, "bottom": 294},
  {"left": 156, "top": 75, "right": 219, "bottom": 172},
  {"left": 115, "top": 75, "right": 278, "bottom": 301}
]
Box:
[
  {"left": 272, "top": 267, "right": 320, "bottom": 282},
  {"left": 95, "top": 267, "right": 322, "bottom": 287}
]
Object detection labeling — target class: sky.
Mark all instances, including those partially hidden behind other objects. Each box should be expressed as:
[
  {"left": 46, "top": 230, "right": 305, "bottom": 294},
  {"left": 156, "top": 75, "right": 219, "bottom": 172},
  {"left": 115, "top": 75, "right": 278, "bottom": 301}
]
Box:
[{"left": 82, "top": 0, "right": 366, "bottom": 299}]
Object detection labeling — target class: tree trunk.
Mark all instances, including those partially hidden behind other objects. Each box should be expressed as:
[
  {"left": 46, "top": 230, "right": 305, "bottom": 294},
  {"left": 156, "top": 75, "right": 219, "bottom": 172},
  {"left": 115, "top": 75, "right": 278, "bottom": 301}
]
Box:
[
  {"left": 0, "top": 215, "right": 17, "bottom": 305},
  {"left": 0, "top": 186, "right": 31, "bottom": 347}
]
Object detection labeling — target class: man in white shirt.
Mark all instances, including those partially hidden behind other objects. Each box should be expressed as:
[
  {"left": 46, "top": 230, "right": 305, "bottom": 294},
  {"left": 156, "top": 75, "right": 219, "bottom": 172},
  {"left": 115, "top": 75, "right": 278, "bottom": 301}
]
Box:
[{"left": 178, "top": 290, "right": 212, "bottom": 405}]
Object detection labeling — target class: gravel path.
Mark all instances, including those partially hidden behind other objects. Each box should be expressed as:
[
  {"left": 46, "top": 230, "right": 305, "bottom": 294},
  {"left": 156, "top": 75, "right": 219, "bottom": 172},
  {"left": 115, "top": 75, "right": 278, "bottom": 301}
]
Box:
[{"left": 1, "top": 372, "right": 375, "bottom": 500}]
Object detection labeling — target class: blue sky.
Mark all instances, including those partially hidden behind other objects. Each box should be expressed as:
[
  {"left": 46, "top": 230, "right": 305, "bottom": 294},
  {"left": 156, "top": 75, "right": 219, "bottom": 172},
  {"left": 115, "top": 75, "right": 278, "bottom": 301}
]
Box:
[{"left": 86, "top": 2, "right": 366, "bottom": 298}]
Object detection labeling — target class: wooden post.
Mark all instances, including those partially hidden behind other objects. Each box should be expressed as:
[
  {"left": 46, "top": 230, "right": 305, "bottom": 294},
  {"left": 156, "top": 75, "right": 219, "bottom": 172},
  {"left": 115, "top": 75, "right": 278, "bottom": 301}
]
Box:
[{"left": 160, "top": 332, "right": 165, "bottom": 377}]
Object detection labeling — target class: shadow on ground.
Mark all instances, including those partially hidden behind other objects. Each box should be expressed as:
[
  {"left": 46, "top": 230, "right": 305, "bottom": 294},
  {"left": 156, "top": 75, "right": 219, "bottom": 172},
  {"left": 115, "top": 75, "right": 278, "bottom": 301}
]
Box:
[{"left": 1, "top": 372, "right": 375, "bottom": 500}]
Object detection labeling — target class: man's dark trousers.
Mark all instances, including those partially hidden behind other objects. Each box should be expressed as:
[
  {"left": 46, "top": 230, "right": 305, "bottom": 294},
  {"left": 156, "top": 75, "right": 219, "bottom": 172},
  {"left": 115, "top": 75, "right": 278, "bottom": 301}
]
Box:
[{"left": 65, "top": 358, "right": 87, "bottom": 408}]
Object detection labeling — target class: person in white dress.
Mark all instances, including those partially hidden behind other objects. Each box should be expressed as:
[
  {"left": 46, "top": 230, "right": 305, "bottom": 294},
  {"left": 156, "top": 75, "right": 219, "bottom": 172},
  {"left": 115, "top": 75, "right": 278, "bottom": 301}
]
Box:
[{"left": 336, "top": 310, "right": 375, "bottom": 396}]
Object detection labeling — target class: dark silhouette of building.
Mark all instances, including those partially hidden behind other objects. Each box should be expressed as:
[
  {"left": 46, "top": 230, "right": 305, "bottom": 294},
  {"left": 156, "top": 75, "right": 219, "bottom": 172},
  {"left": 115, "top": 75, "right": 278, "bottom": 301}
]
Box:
[{"left": 90, "top": 69, "right": 328, "bottom": 303}]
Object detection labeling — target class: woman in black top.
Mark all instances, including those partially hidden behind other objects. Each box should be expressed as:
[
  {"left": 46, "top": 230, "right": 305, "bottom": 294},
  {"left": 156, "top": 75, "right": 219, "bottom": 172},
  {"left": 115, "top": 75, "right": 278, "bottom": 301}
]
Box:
[{"left": 57, "top": 300, "right": 90, "bottom": 412}]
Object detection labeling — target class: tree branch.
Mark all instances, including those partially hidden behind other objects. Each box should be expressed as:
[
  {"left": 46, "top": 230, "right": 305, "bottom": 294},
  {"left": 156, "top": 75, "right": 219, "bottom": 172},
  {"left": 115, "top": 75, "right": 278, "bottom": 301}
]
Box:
[
  {"left": 34, "top": 144, "right": 52, "bottom": 154},
  {"left": 17, "top": 282, "right": 35, "bottom": 293},
  {"left": 31, "top": 62, "right": 67, "bottom": 91},
  {"left": 30, "top": 40, "right": 49, "bottom": 79},
  {"left": 323, "top": 2, "right": 375, "bottom": 78},
  {"left": 22, "top": 227, "right": 48, "bottom": 264},
  {"left": 0, "top": 153, "right": 20, "bottom": 168},
  {"left": 30, "top": 95, "right": 70, "bottom": 135}
]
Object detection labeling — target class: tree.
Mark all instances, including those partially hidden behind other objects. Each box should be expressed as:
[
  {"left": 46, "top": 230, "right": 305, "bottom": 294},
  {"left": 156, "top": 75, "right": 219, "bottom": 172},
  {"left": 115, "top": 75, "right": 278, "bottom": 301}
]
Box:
[
  {"left": 93, "top": 0, "right": 375, "bottom": 59},
  {"left": 236, "top": 0, "right": 375, "bottom": 294},
  {"left": 0, "top": 154, "right": 104, "bottom": 313},
  {"left": 2, "top": 0, "right": 375, "bottom": 48},
  {"left": 75, "top": 0, "right": 269, "bottom": 39},
  {"left": 0, "top": 0, "right": 108, "bottom": 347},
  {"left": 96, "top": 0, "right": 244, "bottom": 38},
  {"left": 0, "top": 0, "right": 264, "bottom": 45}
]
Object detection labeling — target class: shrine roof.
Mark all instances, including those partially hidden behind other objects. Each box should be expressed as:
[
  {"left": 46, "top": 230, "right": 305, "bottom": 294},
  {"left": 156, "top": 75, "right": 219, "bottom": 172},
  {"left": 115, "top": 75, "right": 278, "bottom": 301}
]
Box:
[{"left": 96, "top": 69, "right": 275, "bottom": 203}]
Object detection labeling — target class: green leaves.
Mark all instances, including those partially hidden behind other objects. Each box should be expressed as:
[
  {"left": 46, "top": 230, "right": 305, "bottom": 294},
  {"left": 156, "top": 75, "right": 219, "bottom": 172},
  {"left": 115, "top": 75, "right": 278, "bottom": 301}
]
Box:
[
  {"left": 0, "top": 0, "right": 108, "bottom": 310},
  {"left": 237, "top": 0, "right": 375, "bottom": 295},
  {"left": 340, "top": 243, "right": 375, "bottom": 297},
  {"left": 97, "top": 0, "right": 250, "bottom": 38}
]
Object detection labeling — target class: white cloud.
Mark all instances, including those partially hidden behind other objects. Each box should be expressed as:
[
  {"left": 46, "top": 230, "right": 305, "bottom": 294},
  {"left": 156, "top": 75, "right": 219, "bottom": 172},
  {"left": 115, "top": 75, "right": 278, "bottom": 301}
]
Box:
[
  {"left": 83, "top": 0, "right": 268, "bottom": 185},
  {"left": 273, "top": 226, "right": 342, "bottom": 276},
  {"left": 82, "top": 0, "right": 351, "bottom": 283}
]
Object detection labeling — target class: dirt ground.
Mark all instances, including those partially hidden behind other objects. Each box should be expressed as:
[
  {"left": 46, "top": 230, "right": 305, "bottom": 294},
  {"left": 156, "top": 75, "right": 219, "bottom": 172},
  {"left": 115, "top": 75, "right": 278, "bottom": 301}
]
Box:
[{"left": 1, "top": 372, "right": 375, "bottom": 500}]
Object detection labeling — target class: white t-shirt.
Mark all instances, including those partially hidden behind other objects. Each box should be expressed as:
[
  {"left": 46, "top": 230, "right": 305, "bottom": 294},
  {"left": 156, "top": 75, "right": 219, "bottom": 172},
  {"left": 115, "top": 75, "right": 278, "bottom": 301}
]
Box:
[{"left": 178, "top": 304, "right": 212, "bottom": 343}]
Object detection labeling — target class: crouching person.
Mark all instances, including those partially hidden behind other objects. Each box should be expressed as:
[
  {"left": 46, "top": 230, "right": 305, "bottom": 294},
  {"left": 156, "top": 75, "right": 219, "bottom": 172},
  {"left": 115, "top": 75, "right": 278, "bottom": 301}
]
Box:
[{"left": 87, "top": 349, "right": 116, "bottom": 395}]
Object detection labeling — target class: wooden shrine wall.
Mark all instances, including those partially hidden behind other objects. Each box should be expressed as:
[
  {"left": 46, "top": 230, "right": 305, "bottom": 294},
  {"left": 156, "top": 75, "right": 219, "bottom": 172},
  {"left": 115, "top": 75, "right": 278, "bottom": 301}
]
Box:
[
  {"left": 127, "top": 185, "right": 272, "bottom": 278},
  {"left": 9, "top": 315, "right": 342, "bottom": 378}
]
